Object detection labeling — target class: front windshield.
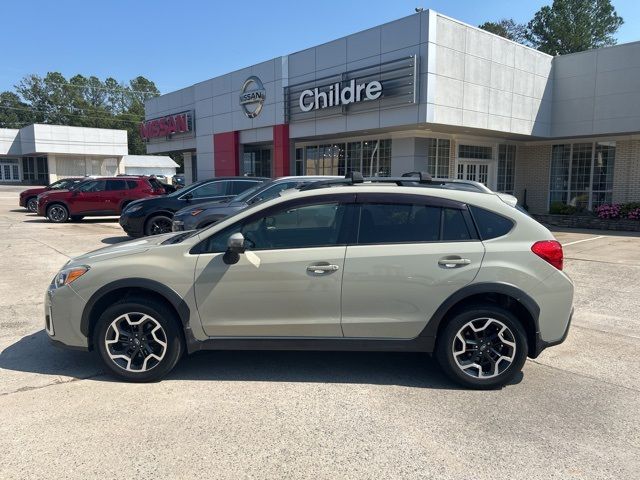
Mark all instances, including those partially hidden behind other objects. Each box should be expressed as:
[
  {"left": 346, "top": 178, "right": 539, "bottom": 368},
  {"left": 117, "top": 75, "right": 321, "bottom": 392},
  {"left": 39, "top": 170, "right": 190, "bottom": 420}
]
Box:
[{"left": 50, "top": 179, "right": 76, "bottom": 189}]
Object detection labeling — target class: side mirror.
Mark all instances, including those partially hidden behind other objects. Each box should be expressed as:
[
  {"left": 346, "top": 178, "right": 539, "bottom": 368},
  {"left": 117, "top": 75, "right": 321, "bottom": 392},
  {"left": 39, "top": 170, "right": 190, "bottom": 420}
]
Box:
[
  {"left": 227, "top": 232, "right": 246, "bottom": 254},
  {"left": 223, "top": 232, "right": 245, "bottom": 265},
  {"left": 183, "top": 192, "right": 193, "bottom": 201}
]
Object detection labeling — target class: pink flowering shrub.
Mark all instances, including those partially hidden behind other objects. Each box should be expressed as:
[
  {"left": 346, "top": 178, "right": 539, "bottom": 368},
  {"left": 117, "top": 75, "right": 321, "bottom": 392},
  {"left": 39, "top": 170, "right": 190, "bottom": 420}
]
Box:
[
  {"left": 628, "top": 208, "right": 640, "bottom": 220},
  {"left": 595, "top": 203, "right": 621, "bottom": 219}
]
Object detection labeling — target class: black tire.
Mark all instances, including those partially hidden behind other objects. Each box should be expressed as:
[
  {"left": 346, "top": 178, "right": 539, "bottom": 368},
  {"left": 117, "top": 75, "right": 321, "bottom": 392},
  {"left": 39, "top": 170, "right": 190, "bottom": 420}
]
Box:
[
  {"left": 94, "top": 298, "right": 183, "bottom": 382},
  {"left": 70, "top": 216, "right": 84, "bottom": 222},
  {"left": 144, "top": 214, "right": 173, "bottom": 236},
  {"left": 47, "top": 204, "right": 69, "bottom": 223},
  {"left": 435, "top": 305, "right": 528, "bottom": 389},
  {"left": 26, "top": 197, "right": 38, "bottom": 213}
]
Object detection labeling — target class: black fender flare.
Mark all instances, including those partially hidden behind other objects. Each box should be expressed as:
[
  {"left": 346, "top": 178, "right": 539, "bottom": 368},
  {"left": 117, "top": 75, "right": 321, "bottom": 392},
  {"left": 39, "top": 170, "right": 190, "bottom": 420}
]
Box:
[
  {"left": 419, "top": 282, "right": 541, "bottom": 338},
  {"left": 80, "top": 278, "right": 191, "bottom": 337}
]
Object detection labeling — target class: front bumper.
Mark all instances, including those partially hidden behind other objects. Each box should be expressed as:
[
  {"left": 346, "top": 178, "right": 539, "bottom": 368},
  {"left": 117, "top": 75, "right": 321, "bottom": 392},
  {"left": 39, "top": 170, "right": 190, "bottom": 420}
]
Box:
[
  {"left": 19, "top": 196, "right": 26, "bottom": 207},
  {"left": 119, "top": 213, "right": 145, "bottom": 237},
  {"left": 44, "top": 283, "right": 90, "bottom": 350},
  {"left": 172, "top": 219, "right": 185, "bottom": 232}
]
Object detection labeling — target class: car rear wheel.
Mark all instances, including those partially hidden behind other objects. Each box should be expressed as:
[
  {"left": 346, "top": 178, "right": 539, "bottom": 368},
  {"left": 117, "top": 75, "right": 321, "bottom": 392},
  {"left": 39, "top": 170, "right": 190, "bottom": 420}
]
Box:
[
  {"left": 145, "top": 214, "right": 173, "bottom": 236},
  {"left": 435, "top": 305, "right": 528, "bottom": 389},
  {"left": 95, "top": 299, "right": 183, "bottom": 382},
  {"left": 26, "top": 197, "right": 38, "bottom": 213},
  {"left": 47, "top": 204, "right": 69, "bottom": 223}
]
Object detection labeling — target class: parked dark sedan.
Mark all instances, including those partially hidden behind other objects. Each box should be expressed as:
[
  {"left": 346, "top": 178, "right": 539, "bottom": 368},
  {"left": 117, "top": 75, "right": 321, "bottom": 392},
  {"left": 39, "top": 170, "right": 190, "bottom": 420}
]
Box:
[
  {"left": 172, "top": 176, "right": 335, "bottom": 232},
  {"left": 119, "top": 176, "right": 268, "bottom": 237}
]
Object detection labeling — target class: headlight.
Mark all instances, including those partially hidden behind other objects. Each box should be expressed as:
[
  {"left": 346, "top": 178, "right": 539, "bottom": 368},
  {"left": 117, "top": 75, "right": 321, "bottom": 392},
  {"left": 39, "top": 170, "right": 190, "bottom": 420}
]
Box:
[
  {"left": 190, "top": 209, "right": 204, "bottom": 216},
  {"left": 124, "top": 204, "right": 143, "bottom": 214},
  {"left": 53, "top": 266, "right": 89, "bottom": 288}
]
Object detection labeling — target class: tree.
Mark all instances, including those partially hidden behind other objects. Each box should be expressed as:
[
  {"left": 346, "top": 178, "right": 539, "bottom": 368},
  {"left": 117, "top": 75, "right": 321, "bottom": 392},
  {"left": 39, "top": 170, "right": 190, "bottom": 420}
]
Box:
[
  {"left": 527, "top": 0, "right": 623, "bottom": 55},
  {"left": 1, "top": 72, "right": 161, "bottom": 154},
  {"left": 479, "top": 19, "right": 529, "bottom": 45}
]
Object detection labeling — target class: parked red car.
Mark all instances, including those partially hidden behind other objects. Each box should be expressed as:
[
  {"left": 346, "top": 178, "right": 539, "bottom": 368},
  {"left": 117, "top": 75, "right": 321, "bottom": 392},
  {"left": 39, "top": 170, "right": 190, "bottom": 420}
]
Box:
[
  {"left": 37, "top": 177, "right": 166, "bottom": 223},
  {"left": 19, "top": 177, "right": 84, "bottom": 213}
]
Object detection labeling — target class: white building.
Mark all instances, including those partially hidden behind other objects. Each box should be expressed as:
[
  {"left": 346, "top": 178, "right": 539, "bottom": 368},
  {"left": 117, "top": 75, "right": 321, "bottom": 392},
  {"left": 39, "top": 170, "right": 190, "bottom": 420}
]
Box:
[
  {"left": 0, "top": 124, "right": 127, "bottom": 184},
  {"left": 123, "top": 155, "right": 179, "bottom": 180}
]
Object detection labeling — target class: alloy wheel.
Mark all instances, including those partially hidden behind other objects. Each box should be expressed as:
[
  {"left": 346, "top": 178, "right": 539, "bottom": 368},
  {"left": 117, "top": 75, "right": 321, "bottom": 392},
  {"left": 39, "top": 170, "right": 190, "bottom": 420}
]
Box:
[
  {"left": 48, "top": 205, "right": 68, "bottom": 222},
  {"left": 452, "top": 318, "right": 516, "bottom": 379},
  {"left": 27, "top": 198, "right": 38, "bottom": 213},
  {"left": 104, "top": 313, "right": 168, "bottom": 372},
  {"left": 148, "top": 217, "right": 173, "bottom": 235}
]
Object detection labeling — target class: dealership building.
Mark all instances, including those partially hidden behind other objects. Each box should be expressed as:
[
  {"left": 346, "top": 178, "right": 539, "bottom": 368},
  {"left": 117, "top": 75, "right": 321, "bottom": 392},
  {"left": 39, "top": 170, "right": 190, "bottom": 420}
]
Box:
[{"left": 142, "top": 9, "right": 640, "bottom": 213}]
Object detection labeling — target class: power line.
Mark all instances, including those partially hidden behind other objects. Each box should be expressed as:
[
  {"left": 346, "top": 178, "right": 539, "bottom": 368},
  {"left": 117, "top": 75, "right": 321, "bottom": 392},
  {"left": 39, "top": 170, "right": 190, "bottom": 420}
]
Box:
[{"left": 0, "top": 105, "right": 144, "bottom": 127}]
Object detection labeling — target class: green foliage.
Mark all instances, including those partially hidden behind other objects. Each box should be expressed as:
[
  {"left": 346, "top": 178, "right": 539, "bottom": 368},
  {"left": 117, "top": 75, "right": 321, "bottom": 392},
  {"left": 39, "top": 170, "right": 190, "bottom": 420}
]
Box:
[
  {"left": 527, "top": 0, "right": 623, "bottom": 55},
  {"left": 479, "top": 19, "right": 529, "bottom": 45},
  {"left": 549, "top": 202, "right": 577, "bottom": 215},
  {"left": 620, "top": 202, "right": 640, "bottom": 217},
  {"left": 0, "top": 73, "right": 160, "bottom": 155},
  {"left": 480, "top": 0, "right": 623, "bottom": 55}
]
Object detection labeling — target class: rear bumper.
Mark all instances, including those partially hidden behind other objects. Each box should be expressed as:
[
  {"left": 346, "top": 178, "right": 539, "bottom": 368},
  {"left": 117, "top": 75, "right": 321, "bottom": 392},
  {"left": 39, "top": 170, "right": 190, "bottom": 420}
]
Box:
[{"left": 531, "top": 306, "right": 573, "bottom": 358}]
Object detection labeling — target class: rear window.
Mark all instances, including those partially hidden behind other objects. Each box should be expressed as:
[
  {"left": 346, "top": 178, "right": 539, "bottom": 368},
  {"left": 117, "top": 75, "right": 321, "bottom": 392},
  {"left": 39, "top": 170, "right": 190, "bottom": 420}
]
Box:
[{"left": 469, "top": 206, "right": 514, "bottom": 240}]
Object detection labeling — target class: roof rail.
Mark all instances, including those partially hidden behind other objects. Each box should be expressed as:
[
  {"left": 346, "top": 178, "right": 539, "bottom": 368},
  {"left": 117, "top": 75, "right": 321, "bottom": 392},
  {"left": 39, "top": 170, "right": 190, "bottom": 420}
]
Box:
[{"left": 299, "top": 171, "right": 490, "bottom": 193}]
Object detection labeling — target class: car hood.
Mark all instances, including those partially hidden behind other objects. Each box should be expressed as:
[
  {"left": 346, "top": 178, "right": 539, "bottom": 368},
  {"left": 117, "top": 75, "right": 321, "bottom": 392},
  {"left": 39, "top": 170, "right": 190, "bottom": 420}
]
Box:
[
  {"left": 69, "top": 232, "right": 180, "bottom": 265},
  {"left": 38, "top": 189, "right": 71, "bottom": 199},
  {"left": 21, "top": 187, "right": 47, "bottom": 197},
  {"left": 176, "top": 199, "right": 241, "bottom": 216}
]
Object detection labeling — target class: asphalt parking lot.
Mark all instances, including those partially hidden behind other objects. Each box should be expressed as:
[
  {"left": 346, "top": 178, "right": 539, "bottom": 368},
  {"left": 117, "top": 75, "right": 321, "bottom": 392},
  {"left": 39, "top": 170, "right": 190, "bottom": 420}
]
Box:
[{"left": 1, "top": 185, "right": 639, "bottom": 479}]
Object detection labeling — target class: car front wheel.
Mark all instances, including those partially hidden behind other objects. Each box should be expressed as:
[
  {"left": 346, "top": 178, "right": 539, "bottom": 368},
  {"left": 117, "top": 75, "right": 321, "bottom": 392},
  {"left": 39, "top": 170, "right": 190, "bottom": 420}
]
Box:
[
  {"left": 27, "top": 197, "right": 38, "bottom": 213},
  {"left": 47, "top": 204, "right": 69, "bottom": 223},
  {"left": 94, "top": 299, "right": 183, "bottom": 382},
  {"left": 145, "top": 214, "right": 173, "bottom": 236},
  {"left": 435, "top": 305, "right": 528, "bottom": 389}
]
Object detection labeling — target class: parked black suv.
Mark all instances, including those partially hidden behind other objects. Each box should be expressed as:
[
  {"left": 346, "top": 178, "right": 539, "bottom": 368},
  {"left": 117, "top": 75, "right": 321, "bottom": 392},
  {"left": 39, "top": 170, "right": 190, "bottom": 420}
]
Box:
[
  {"left": 119, "top": 176, "right": 268, "bottom": 237},
  {"left": 172, "top": 176, "right": 334, "bottom": 231}
]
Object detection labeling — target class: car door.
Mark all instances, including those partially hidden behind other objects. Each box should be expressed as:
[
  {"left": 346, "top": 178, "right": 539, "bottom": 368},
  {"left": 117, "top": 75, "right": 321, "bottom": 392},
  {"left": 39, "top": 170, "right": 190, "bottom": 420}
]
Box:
[
  {"left": 193, "top": 193, "right": 355, "bottom": 337},
  {"left": 340, "top": 193, "right": 485, "bottom": 339},
  {"left": 105, "top": 179, "right": 128, "bottom": 213},
  {"left": 70, "top": 180, "right": 107, "bottom": 214}
]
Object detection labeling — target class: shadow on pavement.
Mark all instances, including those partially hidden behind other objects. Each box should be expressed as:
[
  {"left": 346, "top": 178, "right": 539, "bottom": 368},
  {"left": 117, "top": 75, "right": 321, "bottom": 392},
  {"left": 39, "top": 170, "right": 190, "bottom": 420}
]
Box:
[
  {"left": 1, "top": 330, "right": 523, "bottom": 389},
  {"left": 23, "top": 218, "right": 120, "bottom": 224},
  {"left": 101, "top": 236, "right": 131, "bottom": 244}
]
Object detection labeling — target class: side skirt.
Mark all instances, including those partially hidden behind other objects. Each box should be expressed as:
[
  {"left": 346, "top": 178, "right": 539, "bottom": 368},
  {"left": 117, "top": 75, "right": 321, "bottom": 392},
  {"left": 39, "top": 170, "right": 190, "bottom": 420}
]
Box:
[{"left": 185, "top": 335, "right": 436, "bottom": 354}]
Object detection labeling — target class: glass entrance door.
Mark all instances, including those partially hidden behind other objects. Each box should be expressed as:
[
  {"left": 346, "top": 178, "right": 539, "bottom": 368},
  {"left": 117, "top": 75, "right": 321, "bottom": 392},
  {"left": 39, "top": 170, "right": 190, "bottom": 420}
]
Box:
[
  {"left": 242, "top": 146, "right": 272, "bottom": 177},
  {"left": 0, "top": 162, "right": 20, "bottom": 181},
  {"left": 457, "top": 162, "right": 490, "bottom": 185}
]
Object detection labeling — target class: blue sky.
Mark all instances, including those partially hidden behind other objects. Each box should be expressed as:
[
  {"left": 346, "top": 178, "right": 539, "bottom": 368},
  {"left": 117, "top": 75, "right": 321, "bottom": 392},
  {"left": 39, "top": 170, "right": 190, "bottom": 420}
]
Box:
[{"left": 1, "top": 0, "right": 638, "bottom": 94}]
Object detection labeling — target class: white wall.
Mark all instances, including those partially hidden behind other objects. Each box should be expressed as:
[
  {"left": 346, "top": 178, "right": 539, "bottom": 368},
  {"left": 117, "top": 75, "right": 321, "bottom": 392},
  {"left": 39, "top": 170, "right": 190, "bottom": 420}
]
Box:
[
  {"left": 428, "top": 13, "right": 553, "bottom": 137},
  {"left": 552, "top": 41, "right": 640, "bottom": 137}
]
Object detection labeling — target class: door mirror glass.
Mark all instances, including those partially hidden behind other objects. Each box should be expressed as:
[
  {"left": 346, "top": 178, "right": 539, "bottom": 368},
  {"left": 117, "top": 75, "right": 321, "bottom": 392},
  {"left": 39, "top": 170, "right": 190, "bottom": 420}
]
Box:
[{"left": 182, "top": 192, "right": 193, "bottom": 201}]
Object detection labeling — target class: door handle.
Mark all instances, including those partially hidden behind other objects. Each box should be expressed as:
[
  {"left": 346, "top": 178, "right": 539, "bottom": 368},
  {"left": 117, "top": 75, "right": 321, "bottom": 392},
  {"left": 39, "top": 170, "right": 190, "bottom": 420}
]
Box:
[
  {"left": 438, "top": 257, "right": 471, "bottom": 268},
  {"left": 307, "top": 264, "right": 340, "bottom": 274}
]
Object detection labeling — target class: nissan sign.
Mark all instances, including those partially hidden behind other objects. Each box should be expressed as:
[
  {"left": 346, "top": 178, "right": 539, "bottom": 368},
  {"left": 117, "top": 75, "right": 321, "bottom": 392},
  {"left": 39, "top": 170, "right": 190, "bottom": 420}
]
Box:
[
  {"left": 239, "top": 76, "right": 266, "bottom": 118},
  {"left": 299, "top": 80, "right": 382, "bottom": 112},
  {"left": 140, "top": 111, "right": 193, "bottom": 140}
]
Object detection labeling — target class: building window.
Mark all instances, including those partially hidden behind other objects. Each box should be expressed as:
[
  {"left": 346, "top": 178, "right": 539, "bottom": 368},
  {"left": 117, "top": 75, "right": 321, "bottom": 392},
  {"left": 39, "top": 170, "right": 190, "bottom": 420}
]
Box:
[
  {"left": 458, "top": 144, "right": 493, "bottom": 160},
  {"left": 22, "top": 157, "right": 35, "bottom": 181},
  {"left": 300, "top": 139, "right": 391, "bottom": 177},
  {"left": 549, "top": 142, "right": 615, "bottom": 211},
  {"left": 242, "top": 147, "right": 271, "bottom": 177},
  {"left": 497, "top": 144, "right": 516, "bottom": 194},
  {"left": 426, "top": 139, "right": 450, "bottom": 178}
]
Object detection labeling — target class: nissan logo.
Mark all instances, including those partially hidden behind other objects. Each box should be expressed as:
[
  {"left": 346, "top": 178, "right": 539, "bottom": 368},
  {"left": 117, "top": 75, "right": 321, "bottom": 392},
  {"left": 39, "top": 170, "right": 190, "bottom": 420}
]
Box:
[{"left": 239, "top": 76, "right": 266, "bottom": 118}]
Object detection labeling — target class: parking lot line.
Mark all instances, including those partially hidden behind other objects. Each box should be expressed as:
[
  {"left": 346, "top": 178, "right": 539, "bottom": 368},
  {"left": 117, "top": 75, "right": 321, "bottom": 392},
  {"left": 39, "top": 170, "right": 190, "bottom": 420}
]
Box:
[{"left": 562, "top": 235, "right": 606, "bottom": 246}]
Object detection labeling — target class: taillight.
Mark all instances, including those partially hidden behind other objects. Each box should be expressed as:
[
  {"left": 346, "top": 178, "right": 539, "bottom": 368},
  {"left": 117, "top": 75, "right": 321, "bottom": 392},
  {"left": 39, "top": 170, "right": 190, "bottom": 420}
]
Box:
[{"left": 531, "top": 240, "right": 563, "bottom": 270}]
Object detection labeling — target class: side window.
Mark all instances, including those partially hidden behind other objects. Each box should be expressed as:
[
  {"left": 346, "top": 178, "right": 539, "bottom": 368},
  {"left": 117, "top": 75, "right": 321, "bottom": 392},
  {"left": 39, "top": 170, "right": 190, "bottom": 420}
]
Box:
[
  {"left": 200, "top": 202, "right": 346, "bottom": 252},
  {"left": 106, "top": 180, "right": 127, "bottom": 191},
  {"left": 248, "top": 182, "right": 297, "bottom": 204},
  {"left": 357, "top": 203, "right": 440, "bottom": 244},
  {"left": 77, "top": 180, "right": 106, "bottom": 192},
  {"left": 230, "top": 180, "right": 261, "bottom": 195},
  {"left": 126, "top": 180, "right": 138, "bottom": 189},
  {"left": 189, "top": 181, "right": 227, "bottom": 199},
  {"left": 442, "top": 208, "right": 472, "bottom": 241},
  {"left": 469, "top": 205, "right": 514, "bottom": 240}
]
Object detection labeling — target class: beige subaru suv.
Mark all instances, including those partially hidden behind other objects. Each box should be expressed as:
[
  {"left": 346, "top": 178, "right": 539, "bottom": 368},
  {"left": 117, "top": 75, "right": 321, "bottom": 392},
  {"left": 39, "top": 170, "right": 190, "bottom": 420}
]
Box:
[{"left": 44, "top": 174, "right": 573, "bottom": 389}]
